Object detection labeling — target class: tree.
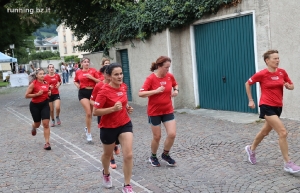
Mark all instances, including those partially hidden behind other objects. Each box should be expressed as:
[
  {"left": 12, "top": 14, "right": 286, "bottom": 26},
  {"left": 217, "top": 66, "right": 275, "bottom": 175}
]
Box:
[
  {"left": 0, "top": 0, "right": 56, "bottom": 62},
  {"left": 40, "top": 0, "right": 241, "bottom": 55}
]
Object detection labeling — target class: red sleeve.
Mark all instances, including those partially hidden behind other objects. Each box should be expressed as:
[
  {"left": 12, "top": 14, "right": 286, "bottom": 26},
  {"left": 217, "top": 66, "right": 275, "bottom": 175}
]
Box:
[
  {"left": 170, "top": 74, "right": 177, "bottom": 87},
  {"left": 57, "top": 74, "right": 61, "bottom": 82},
  {"left": 283, "top": 70, "right": 293, "bottom": 84},
  {"left": 247, "top": 71, "right": 263, "bottom": 85},
  {"left": 140, "top": 75, "right": 152, "bottom": 91},
  {"left": 91, "top": 82, "right": 103, "bottom": 100},
  {"left": 93, "top": 69, "right": 100, "bottom": 79},
  {"left": 93, "top": 89, "right": 107, "bottom": 109},
  {"left": 74, "top": 70, "right": 80, "bottom": 82}
]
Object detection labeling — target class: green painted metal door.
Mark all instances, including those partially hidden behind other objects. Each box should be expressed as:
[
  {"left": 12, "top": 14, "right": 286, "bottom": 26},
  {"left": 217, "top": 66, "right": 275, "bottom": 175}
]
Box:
[
  {"left": 120, "top": 49, "right": 132, "bottom": 101},
  {"left": 194, "top": 14, "right": 258, "bottom": 113}
]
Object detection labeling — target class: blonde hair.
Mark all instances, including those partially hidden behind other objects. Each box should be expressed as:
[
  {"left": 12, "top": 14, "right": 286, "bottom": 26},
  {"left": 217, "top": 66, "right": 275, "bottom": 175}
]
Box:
[{"left": 101, "top": 57, "right": 110, "bottom": 66}]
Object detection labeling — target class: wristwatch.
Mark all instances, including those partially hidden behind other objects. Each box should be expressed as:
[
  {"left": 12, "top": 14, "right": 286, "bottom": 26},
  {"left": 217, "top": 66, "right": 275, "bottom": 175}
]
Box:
[{"left": 174, "top": 88, "right": 179, "bottom": 93}]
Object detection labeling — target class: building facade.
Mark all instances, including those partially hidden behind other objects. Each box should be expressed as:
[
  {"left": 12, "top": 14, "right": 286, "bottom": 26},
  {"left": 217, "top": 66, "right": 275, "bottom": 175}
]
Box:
[
  {"left": 98, "top": 0, "right": 300, "bottom": 120},
  {"left": 56, "top": 24, "right": 89, "bottom": 58}
]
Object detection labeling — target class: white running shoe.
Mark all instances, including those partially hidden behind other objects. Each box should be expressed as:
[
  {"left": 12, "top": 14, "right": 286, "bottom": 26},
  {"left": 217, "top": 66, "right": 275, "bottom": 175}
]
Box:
[
  {"left": 86, "top": 133, "right": 92, "bottom": 142},
  {"left": 102, "top": 170, "right": 112, "bottom": 188}
]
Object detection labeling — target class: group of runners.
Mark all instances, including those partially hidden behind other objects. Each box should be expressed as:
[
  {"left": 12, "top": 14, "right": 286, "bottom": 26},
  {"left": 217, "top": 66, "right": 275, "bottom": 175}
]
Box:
[{"left": 24, "top": 50, "right": 300, "bottom": 193}]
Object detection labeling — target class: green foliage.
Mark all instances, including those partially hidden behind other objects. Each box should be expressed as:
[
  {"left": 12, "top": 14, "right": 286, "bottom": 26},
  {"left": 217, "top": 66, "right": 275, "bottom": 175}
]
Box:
[
  {"left": 29, "top": 51, "right": 59, "bottom": 60},
  {"left": 64, "top": 55, "right": 80, "bottom": 63},
  {"left": 0, "top": 0, "right": 56, "bottom": 63},
  {"left": 41, "top": 0, "right": 241, "bottom": 54}
]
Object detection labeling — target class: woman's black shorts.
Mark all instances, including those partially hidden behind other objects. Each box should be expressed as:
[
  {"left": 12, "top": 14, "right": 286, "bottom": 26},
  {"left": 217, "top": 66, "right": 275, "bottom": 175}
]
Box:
[
  {"left": 148, "top": 113, "right": 175, "bottom": 126},
  {"left": 259, "top": 104, "right": 282, "bottom": 119},
  {"left": 78, "top": 88, "right": 93, "bottom": 101},
  {"left": 30, "top": 99, "right": 50, "bottom": 122},
  {"left": 49, "top": 94, "right": 60, "bottom": 102},
  {"left": 100, "top": 121, "right": 133, "bottom": 145}
]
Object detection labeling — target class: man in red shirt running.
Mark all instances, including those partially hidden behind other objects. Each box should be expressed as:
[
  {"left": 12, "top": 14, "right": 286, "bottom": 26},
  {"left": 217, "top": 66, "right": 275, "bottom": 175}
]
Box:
[
  {"left": 245, "top": 50, "right": 300, "bottom": 174},
  {"left": 139, "top": 56, "right": 178, "bottom": 167}
]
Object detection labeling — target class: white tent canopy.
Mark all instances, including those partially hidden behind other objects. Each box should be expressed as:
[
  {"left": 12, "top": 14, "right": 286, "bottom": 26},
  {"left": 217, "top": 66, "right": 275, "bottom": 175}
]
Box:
[{"left": 0, "top": 52, "right": 17, "bottom": 63}]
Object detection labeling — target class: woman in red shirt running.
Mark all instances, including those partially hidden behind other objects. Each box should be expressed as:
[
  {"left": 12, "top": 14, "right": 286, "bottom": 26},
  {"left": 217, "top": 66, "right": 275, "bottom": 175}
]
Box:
[
  {"left": 44, "top": 64, "right": 62, "bottom": 127},
  {"left": 25, "top": 68, "right": 52, "bottom": 150},
  {"left": 90, "top": 65, "right": 120, "bottom": 169},
  {"left": 97, "top": 57, "right": 110, "bottom": 81},
  {"left": 93, "top": 63, "right": 134, "bottom": 192},
  {"left": 138, "top": 56, "right": 179, "bottom": 167},
  {"left": 245, "top": 50, "right": 300, "bottom": 174},
  {"left": 74, "top": 57, "right": 100, "bottom": 142}
]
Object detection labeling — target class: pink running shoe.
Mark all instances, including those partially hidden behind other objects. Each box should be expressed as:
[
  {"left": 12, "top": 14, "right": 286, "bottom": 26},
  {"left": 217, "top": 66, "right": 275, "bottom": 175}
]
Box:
[
  {"left": 284, "top": 161, "right": 300, "bottom": 174},
  {"left": 245, "top": 145, "right": 256, "bottom": 164},
  {"left": 122, "top": 184, "right": 135, "bottom": 193}
]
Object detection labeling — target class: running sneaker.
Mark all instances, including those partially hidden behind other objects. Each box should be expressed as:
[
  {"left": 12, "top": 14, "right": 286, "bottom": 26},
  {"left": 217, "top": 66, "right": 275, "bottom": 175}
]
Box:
[
  {"left": 122, "top": 184, "right": 134, "bottom": 193},
  {"left": 284, "top": 161, "right": 300, "bottom": 174},
  {"left": 161, "top": 153, "right": 176, "bottom": 166},
  {"left": 149, "top": 156, "right": 160, "bottom": 167},
  {"left": 86, "top": 133, "right": 92, "bottom": 142},
  {"left": 84, "top": 127, "right": 87, "bottom": 133},
  {"left": 245, "top": 145, "right": 256, "bottom": 164},
  {"left": 50, "top": 120, "right": 55, "bottom": 127},
  {"left": 110, "top": 159, "right": 117, "bottom": 169},
  {"left": 31, "top": 128, "right": 36, "bottom": 136},
  {"left": 114, "top": 145, "right": 120, "bottom": 155},
  {"left": 102, "top": 170, "right": 112, "bottom": 188},
  {"left": 56, "top": 117, "right": 61, "bottom": 125},
  {"left": 44, "top": 143, "right": 51, "bottom": 150}
]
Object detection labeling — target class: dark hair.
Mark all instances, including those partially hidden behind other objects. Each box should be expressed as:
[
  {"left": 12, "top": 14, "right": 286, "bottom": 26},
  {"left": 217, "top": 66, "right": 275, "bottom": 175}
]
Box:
[
  {"left": 100, "top": 65, "right": 109, "bottom": 73},
  {"left": 150, "top": 56, "right": 171, "bottom": 72},
  {"left": 263, "top": 50, "right": 278, "bottom": 63},
  {"left": 106, "top": 63, "right": 122, "bottom": 75}
]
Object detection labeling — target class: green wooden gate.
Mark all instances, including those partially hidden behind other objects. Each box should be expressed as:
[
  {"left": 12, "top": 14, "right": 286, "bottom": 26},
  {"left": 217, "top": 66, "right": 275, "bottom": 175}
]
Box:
[
  {"left": 194, "top": 14, "right": 258, "bottom": 113},
  {"left": 120, "top": 49, "right": 132, "bottom": 101}
]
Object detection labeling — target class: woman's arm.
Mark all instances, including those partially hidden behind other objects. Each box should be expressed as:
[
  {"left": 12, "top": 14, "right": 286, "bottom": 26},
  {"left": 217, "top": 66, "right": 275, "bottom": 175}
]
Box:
[
  {"left": 93, "top": 101, "right": 122, "bottom": 116},
  {"left": 245, "top": 82, "right": 255, "bottom": 109},
  {"left": 25, "top": 83, "right": 41, "bottom": 98},
  {"left": 138, "top": 86, "right": 165, "bottom": 98}
]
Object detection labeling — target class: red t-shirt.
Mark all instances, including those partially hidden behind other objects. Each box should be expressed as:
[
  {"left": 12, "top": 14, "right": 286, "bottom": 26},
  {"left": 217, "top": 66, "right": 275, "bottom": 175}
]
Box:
[
  {"left": 44, "top": 74, "right": 61, "bottom": 94},
  {"left": 31, "top": 80, "right": 50, "bottom": 103},
  {"left": 140, "top": 73, "right": 178, "bottom": 116},
  {"left": 74, "top": 68, "right": 100, "bottom": 89},
  {"left": 97, "top": 71, "right": 105, "bottom": 81},
  {"left": 248, "top": 68, "right": 292, "bottom": 107},
  {"left": 90, "top": 81, "right": 105, "bottom": 101},
  {"left": 94, "top": 83, "right": 130, "bottom": 128}
]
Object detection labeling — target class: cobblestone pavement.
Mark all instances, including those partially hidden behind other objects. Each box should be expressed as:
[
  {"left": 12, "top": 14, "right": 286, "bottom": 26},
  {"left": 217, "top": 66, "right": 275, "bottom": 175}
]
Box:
[{"left": 1, "top": 81, "right": 300, "bottom": 193}]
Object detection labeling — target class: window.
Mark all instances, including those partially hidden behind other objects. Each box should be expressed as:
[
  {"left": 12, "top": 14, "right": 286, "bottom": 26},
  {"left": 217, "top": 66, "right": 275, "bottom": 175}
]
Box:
[
  {"left": 64, "top": 47, "right": 67, "bottom": 54},
  {"left": 72, "top": 47, "right": 76, "bottom": 53},
  {"left": 43, "top": 47, "right": 46, "bottom": 50},
  {"left": 63, "top": 35, "right": 66, "bottom": 42},
  {"left": 72, "top": 34, "right": 75, "bottom": 41},
  {"left": 53, "top": 47, "right": 57, "bottom": 50}
]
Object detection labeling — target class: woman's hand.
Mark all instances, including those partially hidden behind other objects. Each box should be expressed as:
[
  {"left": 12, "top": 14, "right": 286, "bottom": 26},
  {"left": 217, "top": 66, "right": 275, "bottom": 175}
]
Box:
[
  {"left": 113, "top": 101, "right": 122, "bottom": 111},
  {"left": 155, "top": 86, "right": 165, "bottom": 94},
  {"left": 248, "top": 100, "right": 255, "bottom": 109},
  {"left": 127, "top": 105, "right": 134, "bottom": 114},
  {"left": 284, "top": 82, "right": 294, "bottom": 90},
  {"left": 171, "top": 90, "right": 178, "bottom": 97},
  {"left": 36, "top": 90, "right": 43, "bottom": 96}
]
